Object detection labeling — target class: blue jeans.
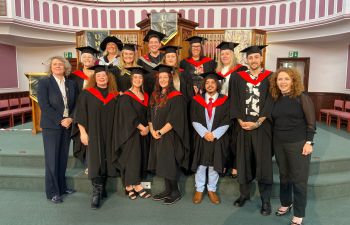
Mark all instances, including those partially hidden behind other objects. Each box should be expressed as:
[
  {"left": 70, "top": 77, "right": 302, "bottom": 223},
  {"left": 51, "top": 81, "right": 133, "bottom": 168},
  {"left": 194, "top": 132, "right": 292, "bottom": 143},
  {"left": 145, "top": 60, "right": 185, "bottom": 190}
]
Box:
[{"left": 195, "top": 165, "right": 219, "bottom": 192}]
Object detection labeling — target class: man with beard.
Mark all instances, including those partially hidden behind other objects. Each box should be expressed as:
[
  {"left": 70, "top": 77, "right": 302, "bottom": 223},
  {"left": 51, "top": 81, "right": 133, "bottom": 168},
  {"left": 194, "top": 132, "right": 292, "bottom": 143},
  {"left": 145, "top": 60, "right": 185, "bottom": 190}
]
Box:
[{"left": 229, "top": 45, "right": 274, "bottom": 216}]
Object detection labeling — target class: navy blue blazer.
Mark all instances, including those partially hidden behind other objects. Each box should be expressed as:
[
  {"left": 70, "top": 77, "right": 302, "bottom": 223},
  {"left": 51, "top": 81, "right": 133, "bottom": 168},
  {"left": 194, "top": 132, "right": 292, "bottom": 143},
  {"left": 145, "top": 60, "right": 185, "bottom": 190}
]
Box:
[{"left": 38, "top": 75, "right": 79, "bottom": 129}]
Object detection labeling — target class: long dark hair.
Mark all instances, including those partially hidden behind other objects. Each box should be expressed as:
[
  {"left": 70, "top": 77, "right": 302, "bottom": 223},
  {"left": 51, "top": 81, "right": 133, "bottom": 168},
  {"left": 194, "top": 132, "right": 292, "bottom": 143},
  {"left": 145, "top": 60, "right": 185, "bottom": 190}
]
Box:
[
  {"left": 150, "top": 71, "right": 175, "bottom": 108},
  {"left": 188, "top": 44, "right": 205, "bottom": 59}
]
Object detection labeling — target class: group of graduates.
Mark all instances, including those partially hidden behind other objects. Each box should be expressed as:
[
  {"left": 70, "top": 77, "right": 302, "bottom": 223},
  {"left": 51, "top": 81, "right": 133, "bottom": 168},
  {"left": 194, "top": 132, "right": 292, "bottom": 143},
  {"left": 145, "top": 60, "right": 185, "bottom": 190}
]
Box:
[{"left": 38, "top": 29, "right": 316, "bottom": 225}]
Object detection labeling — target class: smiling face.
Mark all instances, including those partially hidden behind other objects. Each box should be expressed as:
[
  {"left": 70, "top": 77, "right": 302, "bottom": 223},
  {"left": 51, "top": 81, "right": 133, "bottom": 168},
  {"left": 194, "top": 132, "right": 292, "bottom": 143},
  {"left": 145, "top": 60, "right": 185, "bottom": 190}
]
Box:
[
  {"left": 81, "top": 53, "right": 95, "bottom": 68},
  {"left": 148, "top": 37, "right": 161, "bottom": 54},
  {"left": 51, "top": 58, "right": 65, "bottom": 76},
  {"left": 95, "top": 71, "right": 108, "bottom": 88},
  {"left": 276, "top": 71, "right": 293, "bottom": 94},
  {"left": 204, "top": 78, "right": 218, "bottom": 95},
  {"left": 191, "top": 43, "right": 202, "bottom": 58},
  {"left": 158, "top": 72, "right": 170, "bottom": 89},
  {"left": 122, "top": 50, "right": 135, "bottom": 65},
  {"left": 246, "top": 52, "right": 263, "bottom": 71},
  {"left": 106, "top": 42, "right": 118, "bottom": 55},
  {"left": 131, "top": 74, "right": 143, "bottom": 89},
  {"left": 164, "top": 53, "right": 177, "bottom": 67},
  {"left": 220, "top": 49, "right": 233, "bottom": 66}
]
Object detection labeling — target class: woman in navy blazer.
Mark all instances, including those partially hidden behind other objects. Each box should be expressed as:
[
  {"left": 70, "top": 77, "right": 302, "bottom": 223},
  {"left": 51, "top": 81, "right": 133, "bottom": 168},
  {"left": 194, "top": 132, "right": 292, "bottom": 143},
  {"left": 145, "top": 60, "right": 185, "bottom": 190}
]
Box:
[{"left": 37, "top": 56, "right": 79, "bottom": 203}]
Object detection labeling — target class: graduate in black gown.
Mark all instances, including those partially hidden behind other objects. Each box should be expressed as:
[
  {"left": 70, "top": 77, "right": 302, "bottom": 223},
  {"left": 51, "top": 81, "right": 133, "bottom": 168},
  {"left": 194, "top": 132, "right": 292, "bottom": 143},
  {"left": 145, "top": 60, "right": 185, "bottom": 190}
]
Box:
[
  {"left": 114, "top": 43, "right": 139, "bottom": 93},
  {"left": 179, "top": 36, "right": 216, "bottom": 95},
  {"left": 70, "top": 46, "right": 99, "bottom": 174},
  {"left": 215, "top": 41, "right": 247, "bottom": 178},
  {"left": 148, "top": 64, "right": 190, "bottom": 205},
  {"left": 160, "top": 45, "right": 191, "bottom": 102},
  {"left": 230, "top": 45, "right": 274, "bottom": 216},
  {"left": 113, "top": 66, "right": 151, "bottom": 200},
  {"left": 70, "top": 46, "right": 99, "bottom": 93},
  {"left": 137, "top": 30, "right": 166, "bottom": 94},
  {"left": 191, "top": 72, "right": 230, "bottom": 205},
  {"left": 75, "top": 65, "right": 119, "bottom": 209},
  {"left": 98, "top": 36, "right": 123, "bottom": 66}
]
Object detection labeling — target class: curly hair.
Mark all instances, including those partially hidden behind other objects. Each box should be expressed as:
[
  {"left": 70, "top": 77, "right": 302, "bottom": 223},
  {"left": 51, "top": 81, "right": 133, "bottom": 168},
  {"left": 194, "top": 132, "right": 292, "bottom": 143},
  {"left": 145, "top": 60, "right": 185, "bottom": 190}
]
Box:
[
  {"left": 150, "top": 71, "right": 175, "bottom": 108},
  {"left": 269, "top": 67, "right": 304, "bottom": 101},
  {"left": 46, "top": 56, "right": 71, "bottom": 76},
  {"left": 202, "top": 76, "right": 222, "bottom": 94},
  {"left": 85, "top": 71, "right": 118, "bottom": 93}
]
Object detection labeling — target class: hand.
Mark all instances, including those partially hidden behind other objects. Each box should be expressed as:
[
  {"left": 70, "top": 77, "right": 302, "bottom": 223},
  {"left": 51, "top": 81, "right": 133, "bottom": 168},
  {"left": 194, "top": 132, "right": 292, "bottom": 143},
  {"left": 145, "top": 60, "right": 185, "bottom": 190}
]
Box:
[
  {"left": 151, "top": 130, "right": 161, "bottom": 140},
  {"left": 140, "top": 126, "right": 149, "bottom": 136},
  {"left": 241, "top": 122, "right": 257, "bottom": 131},
  {"left": 119, "top": 91, "right": 124, "bottom": 95},
  {"left": 80, "top": 133, "right": 89, "bottom": 146},
  {"left": 302, "top": 143, "right": 313, "bottom": 155},
  {"left": 204, "top": 132, "right": 215, "bottom": 142},
  {"left": 61, "top": 118, "right": 73, "bottom": 128}
]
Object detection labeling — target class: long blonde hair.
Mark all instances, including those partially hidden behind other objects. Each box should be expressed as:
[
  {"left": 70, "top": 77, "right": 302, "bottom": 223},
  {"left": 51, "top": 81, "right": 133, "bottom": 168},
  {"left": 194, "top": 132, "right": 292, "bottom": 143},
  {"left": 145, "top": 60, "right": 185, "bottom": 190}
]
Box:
[
  {"left": 119, "top": 49, "right": 138, "bottom": 76},
  {"left": 161, "top": 53, "right": 180, "bottom": 83},
  {"left": 269, "top": 67, "right": 304, "bottom": 101},
  {"left": 85, "top": 71, "right": 118, "bottom": 93},
  {"left": 216, "top": 49, "right": 237, "bottom": 73}
]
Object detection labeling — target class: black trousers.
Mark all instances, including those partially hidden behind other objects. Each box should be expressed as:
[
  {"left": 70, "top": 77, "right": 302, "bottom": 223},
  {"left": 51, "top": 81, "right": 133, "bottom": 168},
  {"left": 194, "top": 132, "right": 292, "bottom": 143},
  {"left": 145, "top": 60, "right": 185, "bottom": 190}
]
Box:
[
  {"left": 42, "top": 128, "right": 71, "bottom": 199},
  {"left": 239, "top": 128, "right": 272, "bottom": 203},
  {"left": 273, "top": 138, "right": 311, "bottom": 217}
]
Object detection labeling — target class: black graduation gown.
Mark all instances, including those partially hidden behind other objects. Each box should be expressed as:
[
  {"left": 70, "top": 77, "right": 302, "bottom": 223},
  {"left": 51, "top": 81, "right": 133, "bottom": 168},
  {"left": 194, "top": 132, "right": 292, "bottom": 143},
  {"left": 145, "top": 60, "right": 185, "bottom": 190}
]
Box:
[
  {"left": 191, "top": 94, "right": 230, "bottom": 173},
  {"left": 74, "top": 87, "right": 119, "bottom": 179},
  {"left": 113, "top": 90, "right": 150, "bottom": 185},
  {"left": 176, "top": 69, "right": 193, "bottom": 103},
  {"left": 113, "top": 67, "right": 132, "bottom": 92},
  {"left": 147, "top": 91, "right": 190, "bottom": 180},
  {"left": 69, "top": 70, "right": 89, "bottom": 94},
  {"left": 137, "top": 53, "right": 164, "bottom": 95},
  {"left": 219, "top": 64, "right": 248, "bottom": 168},
  {"left": 179, "top": 57, "right": 217, "bottom": 94},
  {"left": 229, "top": 69, "right": 274, "bottom": 184}
]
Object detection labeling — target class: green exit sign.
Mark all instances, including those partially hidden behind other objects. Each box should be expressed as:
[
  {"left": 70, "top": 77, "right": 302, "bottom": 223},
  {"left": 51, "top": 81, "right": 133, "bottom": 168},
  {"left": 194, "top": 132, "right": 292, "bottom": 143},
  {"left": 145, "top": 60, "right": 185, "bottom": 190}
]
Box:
[
  {"left": 288, "top": 51, "right": 298, "bottom": 58},
  {"left": 64, "top": 52, "right": 72, "bottom": 58}
]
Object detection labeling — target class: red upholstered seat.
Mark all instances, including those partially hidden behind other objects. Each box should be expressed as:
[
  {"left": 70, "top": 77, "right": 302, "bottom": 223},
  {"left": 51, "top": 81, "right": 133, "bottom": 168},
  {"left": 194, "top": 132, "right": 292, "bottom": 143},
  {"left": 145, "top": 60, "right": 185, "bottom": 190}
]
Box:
[
  {"left": 336, "top": 101, "right": 350, "bottom": 132},
  {"left": 319, "top": 99, "right": 344, "bottom": 125},
  {"left": 0, "top": 99, "right": 13, "bottom": 127}
]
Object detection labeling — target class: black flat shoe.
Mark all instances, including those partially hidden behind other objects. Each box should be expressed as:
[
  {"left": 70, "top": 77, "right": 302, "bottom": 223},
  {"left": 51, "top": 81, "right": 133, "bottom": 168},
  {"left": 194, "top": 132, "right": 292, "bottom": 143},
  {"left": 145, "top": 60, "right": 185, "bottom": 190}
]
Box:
[
  {"left": 260, "top": 202, "right": 272, "bottom": 216},
  {"left": 233, "top": 196, "right": 250, "bottom": 207},
  {"left": 163, "top": 193, "right": 181, "bottom": 205},
  {"left": 275, "top": 204, "right": 293, "bottom": 216},
  {"left": 153, "top": 191, "right": 170, "bottom": 201}
]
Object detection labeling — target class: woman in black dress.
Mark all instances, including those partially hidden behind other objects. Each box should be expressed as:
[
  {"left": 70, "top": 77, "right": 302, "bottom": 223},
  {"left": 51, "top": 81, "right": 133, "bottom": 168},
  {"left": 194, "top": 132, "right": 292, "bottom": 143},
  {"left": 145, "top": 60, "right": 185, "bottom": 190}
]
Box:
[
  {"left": 75, "top": 65, "right": 119, "bottom": 209},
  {"left": 270, "top": 68, "right": 316, "bottom": 225},
  {"left": 113, "top": 66, "right": 151, "bottom": 200},
  {"left": 148, "top": 64, "right": 190, "bottom": 205}
]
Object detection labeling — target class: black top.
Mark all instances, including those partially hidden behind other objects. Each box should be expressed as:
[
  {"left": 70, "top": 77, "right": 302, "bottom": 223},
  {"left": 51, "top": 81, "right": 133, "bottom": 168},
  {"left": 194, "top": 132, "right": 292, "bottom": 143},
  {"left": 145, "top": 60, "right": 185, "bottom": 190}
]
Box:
[{"left": 272, "top": 93, "right": 316, "bottom": 143}]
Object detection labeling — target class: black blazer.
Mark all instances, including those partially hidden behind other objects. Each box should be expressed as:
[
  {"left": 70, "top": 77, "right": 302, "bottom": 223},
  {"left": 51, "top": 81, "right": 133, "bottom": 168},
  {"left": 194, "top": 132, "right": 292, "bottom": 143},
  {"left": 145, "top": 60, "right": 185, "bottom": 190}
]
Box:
[{"left": 38, "top": 75, "right": 78, "bottom": 129}]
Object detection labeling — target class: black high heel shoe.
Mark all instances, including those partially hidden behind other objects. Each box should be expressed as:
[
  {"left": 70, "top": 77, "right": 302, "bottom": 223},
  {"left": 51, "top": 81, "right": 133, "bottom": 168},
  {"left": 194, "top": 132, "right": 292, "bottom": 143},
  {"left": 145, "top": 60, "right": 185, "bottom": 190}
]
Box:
[{"left": 275, "top": 204, "right": 293, "bottom": 216}]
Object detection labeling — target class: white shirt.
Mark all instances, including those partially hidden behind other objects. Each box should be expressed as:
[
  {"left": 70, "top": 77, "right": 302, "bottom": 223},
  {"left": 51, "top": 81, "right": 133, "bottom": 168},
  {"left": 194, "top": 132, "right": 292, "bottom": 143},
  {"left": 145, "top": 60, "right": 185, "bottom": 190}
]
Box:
[
  {"left": 220, "top": 66, "right": 230, "bottom": 96},
  {"left": 52, "top": 74, "right": 69, "bottom": 117}
]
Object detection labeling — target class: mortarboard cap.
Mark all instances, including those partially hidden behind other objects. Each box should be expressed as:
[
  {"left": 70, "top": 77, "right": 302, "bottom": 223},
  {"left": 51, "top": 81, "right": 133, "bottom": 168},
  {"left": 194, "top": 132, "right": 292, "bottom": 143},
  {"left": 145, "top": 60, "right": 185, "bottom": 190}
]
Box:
[
  {"left": 240, "top": 45, "right": 268, "bottom": 56},
  {"left": 76, "top": 46, "right": 100, "bottom": 56},
  {"left": 216, "top": 41, "right": 239, "bottom": 51},
  {"left": 143, "top": 30, "right": 166, "bottom": 42},
  {"left": 159, "top": 45, "right": 182, "bottom": 54},
  {"left": 185, "top": 36, "right": 207, "bottom": 44},
  {"left": 200, "top": 71, "right": 225, "bottom": 81},
  {"left": 87, "top": 65, "right": 113, "bottom": 73},
  {"left": 100, "top": 36, "right": 123, "bottom": 51},
  {"left": 152, "top": 64, "right": 174, "bottom": 74},
  {"left": 122, "top": 43, "right": 139, "bottom": 51},
  {"left": 126, "top": 66, "right": 148, "bottom": 75}
]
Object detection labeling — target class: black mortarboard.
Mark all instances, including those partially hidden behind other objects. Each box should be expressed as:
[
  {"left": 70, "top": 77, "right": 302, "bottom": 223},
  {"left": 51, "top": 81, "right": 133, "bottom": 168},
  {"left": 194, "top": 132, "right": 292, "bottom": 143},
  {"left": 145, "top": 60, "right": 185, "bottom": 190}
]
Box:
[
  {"left": 143, "top": 29, "right": 166, "bottom": 42},
  {"left": 216, "top": 41, "right": 239, "bottom": 51},
  {"left": 122, "top": 43, "right": 139, "bottom": 51},
  {"left": 152, "top": 64, "right": 174, "bottom": 73},
  {"left": 76, "top": 46, "right": 100, "bottom": 55},
  {"left": 126, "top": 66, "right": 148, "bottom": 75},
  {"left": 185, "top": 36, "right": 207, "bottom": 44},
  {"left": 159, "top": 45, "right": 182, "bottom": 54},
  {"left": 87, "top": 65, "right": 113, "bottom": 73},
  {"left": 240, "top": 45, "right": 268, "bottom": 56},
  {"left": 100, "top": 36, "right": 123, "bottom": 51},
  {"left": 200, "top": 72, "right": 225, "bottom": 81}
]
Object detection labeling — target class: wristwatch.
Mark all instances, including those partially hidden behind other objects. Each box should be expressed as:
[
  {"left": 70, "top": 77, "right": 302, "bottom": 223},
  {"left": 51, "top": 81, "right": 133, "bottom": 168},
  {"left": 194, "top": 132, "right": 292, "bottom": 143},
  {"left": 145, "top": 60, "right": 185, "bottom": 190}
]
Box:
[
  {"left": 306, "top": 141, "right": 314, "bottom": 146},
  {"left": 157, "top": 131, "right": 162, "bottom": 136}
]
